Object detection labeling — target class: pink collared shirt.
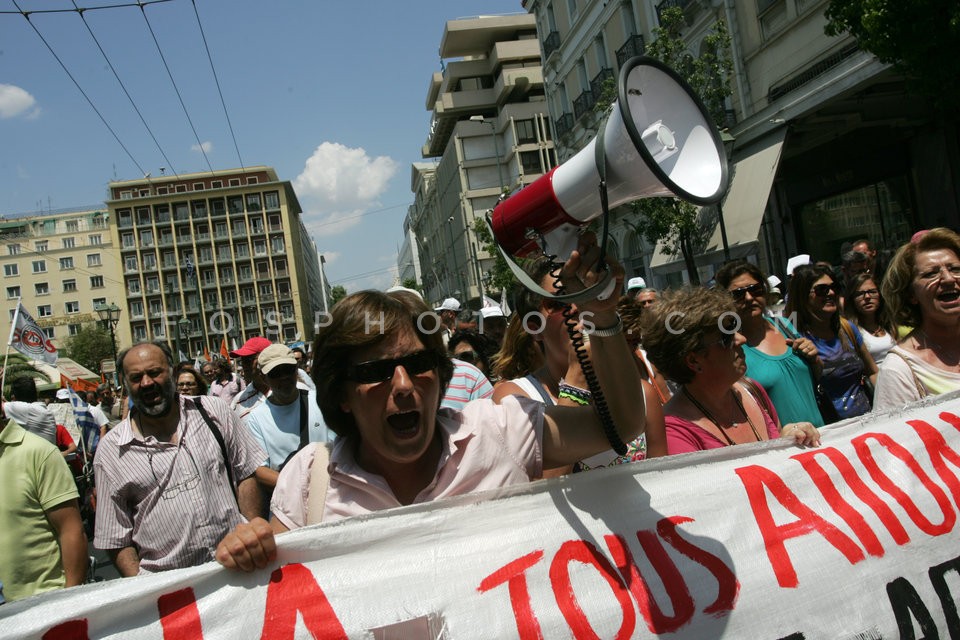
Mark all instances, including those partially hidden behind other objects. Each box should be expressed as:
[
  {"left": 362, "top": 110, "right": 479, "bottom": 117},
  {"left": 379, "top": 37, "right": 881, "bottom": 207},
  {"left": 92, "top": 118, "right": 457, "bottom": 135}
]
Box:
[{"left": 271, "top": 395, "right": 544, "bottom": 528}]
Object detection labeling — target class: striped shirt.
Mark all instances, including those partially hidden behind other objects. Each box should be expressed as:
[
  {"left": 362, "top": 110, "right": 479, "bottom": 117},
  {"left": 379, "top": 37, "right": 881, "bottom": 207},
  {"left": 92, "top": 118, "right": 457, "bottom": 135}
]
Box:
[
  {"left": 93, "top": 395, "right": 264, "bottom": 573},
  {"left": 441, "top": 360, "right": 494, "bottom": 411}
]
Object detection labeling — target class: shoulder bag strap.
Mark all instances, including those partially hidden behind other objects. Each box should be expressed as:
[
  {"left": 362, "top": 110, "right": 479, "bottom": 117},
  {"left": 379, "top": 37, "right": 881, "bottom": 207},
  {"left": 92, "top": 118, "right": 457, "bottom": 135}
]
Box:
[
  {"left": 739, "top": 378, "right": 775, "bottom": 422},
  {"left": 306, "top": 443, "right": 331, "bottom": 525},
  {"left": 278, "top": 391, "right": 311, "bottom": 471},
  {"left": 194, "top": 398, "right": 239, "bottom": 507},
  {"left": 888, "top": 350, "right": 927, "bottom": 398},
  {"left": 524, "top": 374, "right": 556, "bottom": 406}
]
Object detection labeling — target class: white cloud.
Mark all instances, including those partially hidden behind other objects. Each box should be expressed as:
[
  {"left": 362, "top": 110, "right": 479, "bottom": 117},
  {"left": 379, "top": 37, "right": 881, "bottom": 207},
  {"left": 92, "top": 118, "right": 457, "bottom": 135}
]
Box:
[
  {"left": 191, "top": 141, "right": 213, "bottom": 154},
  {"left": 0, "top": 84, "right": 39, "bottom": 119},
  {"left": 294, "top": 142, "right": 398, "bottom": 237}
]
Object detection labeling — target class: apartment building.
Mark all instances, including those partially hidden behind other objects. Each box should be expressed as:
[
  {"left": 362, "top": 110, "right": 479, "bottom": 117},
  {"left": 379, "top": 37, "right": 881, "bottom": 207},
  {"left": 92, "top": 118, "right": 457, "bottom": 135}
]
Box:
[
  {"left": 105, "top": 166, "right": 324, "bottom": 357},
  {"left": 405, "top": 12, "right": 557, "bottom": 307},
  {"left": 0, "top": 208, "right": 129, "bottom": 350},
  {"left": 523, "top": 0, "right": 959, "bottom": 286}
]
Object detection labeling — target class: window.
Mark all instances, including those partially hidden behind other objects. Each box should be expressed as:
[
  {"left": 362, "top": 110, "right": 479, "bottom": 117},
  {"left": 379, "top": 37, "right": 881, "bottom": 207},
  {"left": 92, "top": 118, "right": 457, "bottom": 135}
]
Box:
[
  {"left": 65, "top": 301, "right": 80, "bottom": 314},
  {"left": 32, "top": 260, "right": 46, "bottom": 273},
  {"left": 246, "top": 176, "right": 258, "bottom": 184},
  {"left": 35, "top": 282, "right": 49, "bottom": 295},
  {"left": 264, "top": 191, "right": 280, "bottom": 209},
  {"left": 134, "top": 326, "right": 147, "bottom": 341},
  {"left": 35, "top": 241, "right": 48, "bottom": 252},
  {"left": 37, "top": 305, "right": 52, "bottom": 318},
  {"left": 128, "top": 279, "right": 141, "bottom": 294},
  {"left": 89, "top": 234, "right": 103, "bottom": 246},
  {"left": 157, "top": 187, "right": 168, "bottom": 195},
  {"left": 4, "top": 264, "right": 18, "bottom": 276},
  {"left": 121, "top": 233, "right": 135, "bottom": 249},
  {"left": 246, "top": 194, "right": 262, "bottom": 211},
  {"left": 62, "top": 237, "right": 75, "bottom": 249},
  {"left": 43, "top": 327, "right": 54, "bottom": 339},
  {"left": 6, "top": 286, "right": 20, "bottom": 299},
  {"left": 63, "top": 279, "right": 77, "bottom": 292},
  {"left": 515, "top": 119, "right": 537, "bottom": 144},
  {"left": 130, "top": 301, "right": 143, "bottom": 317},
  {"left": 68, "top": 324, "right": 82, "bottom": 336},
  {"left": 59, "top": 257, "right": 74, "bottom": 270},
  {"left": 143, "top": 254, "right": 157, "bottom": 270},
  {"left": 8, "top": 244, "right": 20, "bottom": 255},
  {"left": 125, "top": 256, "right": 138, "bottom": 271},
  {"left": 90, "top": 275, "right": 104, "bottom": 288},
  {"left": 229, "top": 179, "right": 241, "bottom": 187},
  {"left": 520, "top": 150, "right": 544, "bottom": 174},
  {"left": 211, "top": 180, "right": 223, "bottom": 188},
  {"left": 193, "top": 183, "right": 205, "bottom": 191},
  {"left": 87, "top": 253, "right": 102, "bottom": 267},
  {"left": 66, "top": 220, "right": 79, "bottom": 233}
]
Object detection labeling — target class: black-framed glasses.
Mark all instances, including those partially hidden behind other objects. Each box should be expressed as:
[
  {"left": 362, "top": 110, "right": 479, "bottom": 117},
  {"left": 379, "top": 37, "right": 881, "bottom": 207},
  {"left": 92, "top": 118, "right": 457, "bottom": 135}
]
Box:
[
  {"left": 346, "top": 350, "right": 439, "bottom": 384},
  {"left": 176, "top": 380, "right": 198, "bottom": 389},
  {"left": 729, "top": 282, "right": 765, "bottom": 301},
  {"left": 811, "top": 283, "right": 837, "bottom": 297},
  {"left": 852, "top": 288, "right": 879, "bottom": 299},
  {"left": 266, "top": 364, "right": 297, "bottom": 379},
  {"left": 917, "top": 264, "right": 960, "bottom": 283},
  {"left": 454, "top": 350, "right": 478, "bottom": 365}
]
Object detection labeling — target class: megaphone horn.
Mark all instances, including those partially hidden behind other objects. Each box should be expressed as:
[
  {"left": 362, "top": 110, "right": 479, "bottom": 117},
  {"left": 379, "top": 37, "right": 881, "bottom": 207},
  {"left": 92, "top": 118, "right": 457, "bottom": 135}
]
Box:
[{"left": 491, "top": 56, "right": 729, "bottom": 261}]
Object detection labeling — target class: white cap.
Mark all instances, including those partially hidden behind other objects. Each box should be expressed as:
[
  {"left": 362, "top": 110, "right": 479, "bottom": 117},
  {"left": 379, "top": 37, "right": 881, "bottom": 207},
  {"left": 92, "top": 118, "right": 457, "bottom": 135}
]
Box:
[
  {"left": 386, "top": 285, "right": 423, "bottom": 301},
  {"left": 626, "top": 276, "right": 646, "bottom": 291},
  {"left": 56, "top": 388, "right": 71, "bottom": 400},
  {"left": 767, "top": 275, "right": 781, "bottom": 288},
  {"left": 480, "top": 306, "right": 505, "bottom": 319},
  {"left": 786, "top": 254, "right": 811, "bottom": 276},
  {"left": 434, "top": 297, "right": 460, "bottom": 312}
]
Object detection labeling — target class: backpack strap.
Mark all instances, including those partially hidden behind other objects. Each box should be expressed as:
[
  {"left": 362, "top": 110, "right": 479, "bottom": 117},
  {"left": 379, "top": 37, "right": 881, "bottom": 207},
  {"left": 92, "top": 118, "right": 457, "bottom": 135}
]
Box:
[
  {"left": 278, "top": 390, "right": 311, "bottom": 472},
  {"left": 193, "top": 397, "right": 239, "bottom": 507},
  {"left": 306, "top": 443, "right": 332, "bottom": 525},
  {"left": 523, "top": 374, "right": 556, "bottom": 406}
]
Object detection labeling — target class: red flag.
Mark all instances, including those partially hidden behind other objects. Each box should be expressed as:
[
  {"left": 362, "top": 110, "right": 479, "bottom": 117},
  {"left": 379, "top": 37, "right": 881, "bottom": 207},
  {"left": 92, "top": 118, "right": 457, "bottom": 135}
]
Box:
[
  {"left": 204, "top": 346, "right": 211, "bottom": 362},
  {"left": 220, "top": 337, "right": 229, "bottom": 359}
]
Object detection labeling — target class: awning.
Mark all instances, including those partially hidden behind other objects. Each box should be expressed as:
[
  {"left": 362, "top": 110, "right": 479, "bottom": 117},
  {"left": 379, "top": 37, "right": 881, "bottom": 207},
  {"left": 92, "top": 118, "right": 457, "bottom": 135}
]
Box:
[{"left": 649, "top": 128, "right": 787, "bottom": 271}]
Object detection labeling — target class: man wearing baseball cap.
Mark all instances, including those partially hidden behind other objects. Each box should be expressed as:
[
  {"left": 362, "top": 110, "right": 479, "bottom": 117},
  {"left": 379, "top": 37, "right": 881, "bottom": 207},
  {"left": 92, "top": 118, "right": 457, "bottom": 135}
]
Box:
[
  {"left": 433, "top": 297, "right": 460, "bottom": 347},
  {"left": 243, "top": 345, "right": 331, "bottom": 507},
  {"left": 229, "top": 337, "right": 272, "bottom": 420}
]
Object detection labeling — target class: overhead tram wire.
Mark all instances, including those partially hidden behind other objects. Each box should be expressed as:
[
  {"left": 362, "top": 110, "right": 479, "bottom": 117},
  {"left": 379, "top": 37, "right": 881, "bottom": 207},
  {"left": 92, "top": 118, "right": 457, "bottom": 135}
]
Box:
[
  {"left": 190, "top": 0, "right": 244, "bottom": 173},
  {"left": 12, "top": 0, "right": 150, "bottom": 181},
  {"left": 0, "top": 0, "right": 175, "bottom": 15},
  {"left": 70, "top": 0, "right": 179, "bottom": 178},
  {"left": 138, "top": 0, "right": 214, "bottom": 175}
]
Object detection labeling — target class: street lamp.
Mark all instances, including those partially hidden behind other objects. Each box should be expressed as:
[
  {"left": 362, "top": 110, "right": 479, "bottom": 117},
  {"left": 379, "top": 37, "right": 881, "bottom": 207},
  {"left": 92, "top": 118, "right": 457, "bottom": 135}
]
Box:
[
  {"left": 469, "top": 115, "right": 504, "bottom": 192},
  {"left": 177, "top": 316, "right": 191, "bottom": 361},
  {"left": 95, "top": 302, "right": 121, "bottom": 384}
]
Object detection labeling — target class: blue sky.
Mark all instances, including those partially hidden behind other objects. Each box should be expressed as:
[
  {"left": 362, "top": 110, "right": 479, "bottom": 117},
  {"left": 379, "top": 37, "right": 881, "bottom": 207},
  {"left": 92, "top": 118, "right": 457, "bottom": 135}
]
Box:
[{"left": 0, "top": 0, "right": 526, "bottom": 292}]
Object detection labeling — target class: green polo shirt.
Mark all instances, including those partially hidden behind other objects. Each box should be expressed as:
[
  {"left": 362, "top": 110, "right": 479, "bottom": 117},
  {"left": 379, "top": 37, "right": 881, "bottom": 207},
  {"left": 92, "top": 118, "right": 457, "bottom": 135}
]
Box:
[{"left": 0, "top": 420, "right": 79, "bottom": 602}]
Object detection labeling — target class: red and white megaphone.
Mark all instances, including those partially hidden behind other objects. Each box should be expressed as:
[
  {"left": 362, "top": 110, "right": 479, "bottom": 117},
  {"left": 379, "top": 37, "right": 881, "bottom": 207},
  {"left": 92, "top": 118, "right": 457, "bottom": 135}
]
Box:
[{"left": 491, "top": 56, "right": 729, "bottom": 300}]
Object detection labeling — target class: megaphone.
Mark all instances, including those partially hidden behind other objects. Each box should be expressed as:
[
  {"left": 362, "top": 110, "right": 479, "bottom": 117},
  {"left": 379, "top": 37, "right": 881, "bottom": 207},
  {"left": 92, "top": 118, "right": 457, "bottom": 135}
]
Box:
[{"left": 491, "top": 56, "right": 729, "bottom": 298}]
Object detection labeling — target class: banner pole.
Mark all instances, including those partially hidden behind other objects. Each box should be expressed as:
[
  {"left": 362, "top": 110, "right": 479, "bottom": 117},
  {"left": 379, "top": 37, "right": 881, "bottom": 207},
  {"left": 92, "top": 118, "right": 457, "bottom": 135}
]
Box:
[{"left": 2, "top": 299, "right": 22, "bottom": 394}]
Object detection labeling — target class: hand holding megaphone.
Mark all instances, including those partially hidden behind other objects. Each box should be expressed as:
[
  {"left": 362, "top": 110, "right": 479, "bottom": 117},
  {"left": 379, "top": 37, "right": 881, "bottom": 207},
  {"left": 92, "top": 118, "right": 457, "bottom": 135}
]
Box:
[{"left": 557, "top": 232, "right": 624, "bottom": 316}]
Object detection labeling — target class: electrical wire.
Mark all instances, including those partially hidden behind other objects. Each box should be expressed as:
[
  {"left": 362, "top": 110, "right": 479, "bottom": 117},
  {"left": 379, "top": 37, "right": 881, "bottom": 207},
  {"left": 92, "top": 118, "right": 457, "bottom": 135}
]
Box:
[
  {"left": 11, "top": 0, "right": 150, "bottom": 180},
  {"left": 0, "top": 0, "right": 175, "bottom": 15},
  {"left": 137, "top": 0, "right": 214, "bottom": 174},
  {"left": 190, "top": 0, "right": 244, "bottom": 172},
  {"left": 69, "top": 0, "right": 179, "bottom": 178}
]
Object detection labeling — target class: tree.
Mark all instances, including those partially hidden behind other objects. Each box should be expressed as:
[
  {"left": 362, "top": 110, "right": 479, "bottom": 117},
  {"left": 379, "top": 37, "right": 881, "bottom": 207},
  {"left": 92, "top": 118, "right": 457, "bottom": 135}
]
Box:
[
  {"left": 472, "top": 217, "right": 517, "bottom": 296},
  {"left": 330, "top": 285, "right": 348, "bottom": 307},
  {"left": 62, "top": 324, "right": 114, "bottom": 375},
  {"left": 824, "top": 0, "right": 960, "bottom": 110},
  {"left": 627, "top": 7, "right": 733, "bottom": 284},
  {"left": 401, "top": 278, "right": 422, "bottom": 294},
  {"left": 2, "top": 352, "right": 51, "bottom": 397}
]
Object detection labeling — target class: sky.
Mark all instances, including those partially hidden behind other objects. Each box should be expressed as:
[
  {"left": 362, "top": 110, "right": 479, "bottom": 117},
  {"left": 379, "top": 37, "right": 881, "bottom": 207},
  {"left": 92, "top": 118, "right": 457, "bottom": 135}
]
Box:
[{"left": 0, "top": 0, "right": 526, "bottom": 292}]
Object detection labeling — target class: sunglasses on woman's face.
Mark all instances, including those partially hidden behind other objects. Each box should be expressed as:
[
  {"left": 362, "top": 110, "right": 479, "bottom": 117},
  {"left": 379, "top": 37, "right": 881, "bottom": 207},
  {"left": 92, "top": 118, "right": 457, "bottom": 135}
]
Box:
[
  {"left": 729, "top": 282, "right": 764, "bottom": 301},
  {"left": 811, "top": 283, "right": 837, "bottom": 297},
  {"left": 346, "top": 350, "right": 439, "bottom": 384},
  {"left": 700, "top": 332, "right": 736, "bottom": 351},
  {"left": 454, "top": 350, "right": 478, "bottom": 365}
]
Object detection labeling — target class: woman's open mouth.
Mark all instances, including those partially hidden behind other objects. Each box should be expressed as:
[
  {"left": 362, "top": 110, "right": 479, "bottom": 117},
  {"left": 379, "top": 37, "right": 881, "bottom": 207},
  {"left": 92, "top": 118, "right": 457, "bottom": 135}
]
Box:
[{"left": 386, "top": 411, "right": 421, "bottom": 438}]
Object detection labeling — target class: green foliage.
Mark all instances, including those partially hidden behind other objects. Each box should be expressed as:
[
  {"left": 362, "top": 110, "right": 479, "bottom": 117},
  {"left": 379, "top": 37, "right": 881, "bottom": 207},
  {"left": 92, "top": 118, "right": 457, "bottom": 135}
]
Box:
[
  {"left": 593, "top": 76, "right": 618, "bottom": 114},
  {"left": 825, "top": 0, "right": 960, "bottom": 109},
  {"left": 2, "top": 353, "right": 50, "bottom": 397},
  {"left": 330, "top": 285, "right": 348, "bottom": 307},
  {"left": 62, "top": 324, "right": 115, "bottom": 374},
  {"left": 628, "top": 7, "right": 734, "bottom": 283},
  {"left": 472, "top": 217, "right": 517, "bottom": 295},
  {"left": 401, "top": 278, "right": 422, "bottom": 293}
]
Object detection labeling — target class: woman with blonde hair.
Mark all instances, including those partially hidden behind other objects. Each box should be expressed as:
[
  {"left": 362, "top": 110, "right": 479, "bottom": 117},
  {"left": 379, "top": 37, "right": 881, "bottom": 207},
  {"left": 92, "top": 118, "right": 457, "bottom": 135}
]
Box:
[{"left": 874, "top": 228, "right": 960, "bottom": 409}]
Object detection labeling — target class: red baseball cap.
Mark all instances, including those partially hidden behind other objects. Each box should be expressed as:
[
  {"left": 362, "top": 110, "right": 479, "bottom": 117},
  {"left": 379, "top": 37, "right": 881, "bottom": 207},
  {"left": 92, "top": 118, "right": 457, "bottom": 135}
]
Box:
[{"left": 229, "top": 336, "right": 272, "bottom": 358}]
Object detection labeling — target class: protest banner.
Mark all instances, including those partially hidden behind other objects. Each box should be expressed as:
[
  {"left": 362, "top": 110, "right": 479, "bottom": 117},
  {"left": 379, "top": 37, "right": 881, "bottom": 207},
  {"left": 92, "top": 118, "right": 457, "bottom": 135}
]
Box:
[
  {"left": 8, "top": 302, "right": 58, "bottom": 365},
  {"left": 3, "top": 393, "right": 960, "bottom": 639}
]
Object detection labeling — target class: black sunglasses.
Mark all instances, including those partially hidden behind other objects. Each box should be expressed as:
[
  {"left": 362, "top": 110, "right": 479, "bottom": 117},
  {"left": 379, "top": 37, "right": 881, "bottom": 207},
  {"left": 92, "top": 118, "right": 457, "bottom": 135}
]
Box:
[
  {"left": 701, "top": 332, "right": 736, "bottom": 351},
  {"left": 454, "top": 350, "right": 478, "bottom": 365},
  {"left": 729, "top": 282, "right": 765, "bottom": 301},
  {"left": 266, "top": 364, "right": 298, "bottom": 379},
  {"left": 346, "top": 350, "right": 439, "bottom": 384},
  {"left": 811, "top": 283, "right": 837, "bottom": 297}
]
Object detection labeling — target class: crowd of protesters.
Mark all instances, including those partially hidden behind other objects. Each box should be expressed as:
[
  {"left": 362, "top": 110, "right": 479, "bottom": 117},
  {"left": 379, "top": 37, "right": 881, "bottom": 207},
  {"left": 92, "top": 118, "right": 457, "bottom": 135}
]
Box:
[{"left": 2, "top": 228, "right": 958, "bottom": 600}]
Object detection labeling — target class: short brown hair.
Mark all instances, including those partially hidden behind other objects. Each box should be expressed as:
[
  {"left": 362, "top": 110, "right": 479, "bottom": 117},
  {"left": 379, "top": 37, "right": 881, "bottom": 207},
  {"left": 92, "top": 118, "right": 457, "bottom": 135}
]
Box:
[
  {"left": 882, "top": 227, "right": 960, "bottom": 328},
  {"left": 639, "top": 287, "right": 737, "bottom": 385},
  {"left": 310, "top": 290, "right": 454, "bottom": 439}
]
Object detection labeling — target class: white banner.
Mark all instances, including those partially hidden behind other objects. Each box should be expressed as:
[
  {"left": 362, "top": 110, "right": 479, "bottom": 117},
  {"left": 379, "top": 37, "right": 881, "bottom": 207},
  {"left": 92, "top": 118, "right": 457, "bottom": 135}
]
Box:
[
  {"left": 4, "top": 394, "right": 960, "bottom": 639},
  {"left": 9, "top": 303, "right": 58, "bottom": 365}
]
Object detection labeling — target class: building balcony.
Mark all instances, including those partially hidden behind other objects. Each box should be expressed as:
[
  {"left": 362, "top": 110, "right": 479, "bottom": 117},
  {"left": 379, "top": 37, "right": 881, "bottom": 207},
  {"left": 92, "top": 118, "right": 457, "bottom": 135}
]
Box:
[
  {"left": 590, "top": 68, "right": 616, "bottom": 103},
  {"left": 616, "top": 34, "right": 646, "bottom": 67},
  {"left": 573, "top": 90, "right": 596, "bottom": 120},
  {"left": 554, "top": 112, "right": 574, "bottom": 138},
  {"left": 542, "top": 31, "right": 560, "bottom": 60}
]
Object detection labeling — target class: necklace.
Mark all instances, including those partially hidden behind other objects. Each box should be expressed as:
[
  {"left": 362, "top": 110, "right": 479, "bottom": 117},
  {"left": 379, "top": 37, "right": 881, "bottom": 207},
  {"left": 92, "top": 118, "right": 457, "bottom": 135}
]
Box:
[{"left": 682, "top": 386, "right": 762, "bottom": 446}]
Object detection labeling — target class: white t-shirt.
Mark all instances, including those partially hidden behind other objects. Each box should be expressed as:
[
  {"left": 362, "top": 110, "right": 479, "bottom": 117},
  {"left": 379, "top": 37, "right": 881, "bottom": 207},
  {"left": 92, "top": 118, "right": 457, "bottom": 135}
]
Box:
[{"left": 3, "top": 401, "right": 56, "bottom": 444}]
